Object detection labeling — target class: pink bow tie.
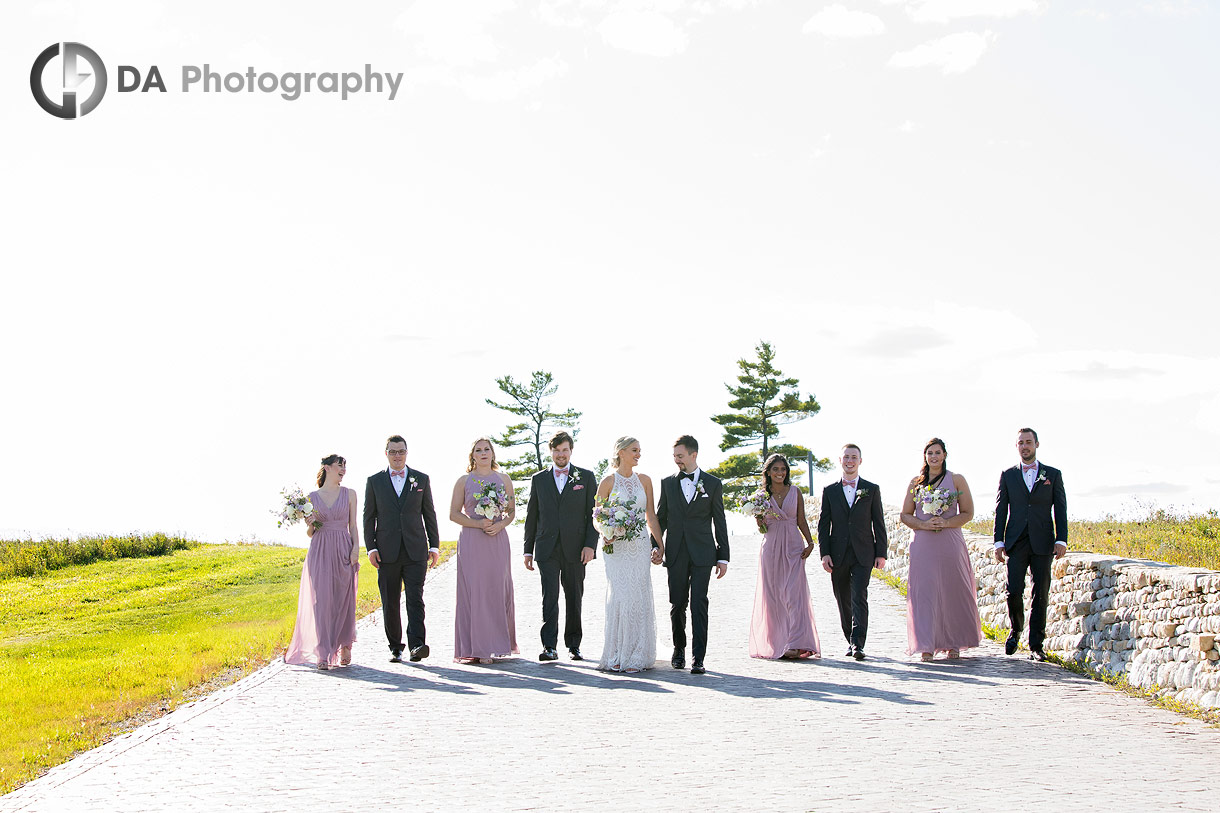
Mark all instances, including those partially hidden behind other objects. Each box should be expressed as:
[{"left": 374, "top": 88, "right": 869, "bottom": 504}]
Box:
[
  {"left": 1022, "top": 464, "right": 1037, "bottom": 473},
  {"left": 391, "top": 470, "right": 406, "bottom": 478},
  {"left": 554, "top": 468, "right": 569, "bottom": 477},
  {"left": 842, "top": 480, "right": 858, "bottom": 488}
]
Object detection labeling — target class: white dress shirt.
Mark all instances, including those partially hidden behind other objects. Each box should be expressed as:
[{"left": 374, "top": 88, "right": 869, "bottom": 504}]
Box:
[
  {"left": 388, "top": 466, "right": 438, "bottom": 555},
  {"left": 841, "top": 478, "right": 859, "bottom": 507},
  {"left": 1022, "top": 462, "right": 1038, "bottom": 492},
  {"left": 553, "top": 465, "right": 570, "bottom": 491},
  {"left": 678, "top": 468, "right": 727, "bottom": 567}
]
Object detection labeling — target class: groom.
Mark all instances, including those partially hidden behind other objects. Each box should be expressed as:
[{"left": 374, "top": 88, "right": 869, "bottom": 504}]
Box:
[
  {"left": 994, "top": 427, "right": 1068, "bottom": 661},
  {"left": 657, "top": 434, "right": 729, "bottom": 675},
  {"left": 364, "top": 434, "right": 440, "bottom": 663},
  {"left": 523, "top": 430, "right": 598, "bottom": 662},
  {"left": 818, "top": 443, "right": 888, "bottom": 661}
]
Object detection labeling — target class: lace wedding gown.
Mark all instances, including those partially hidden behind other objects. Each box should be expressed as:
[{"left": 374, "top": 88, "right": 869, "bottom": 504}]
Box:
[{"left": 598, "top": 471, "right": 657, "bottom": 671}]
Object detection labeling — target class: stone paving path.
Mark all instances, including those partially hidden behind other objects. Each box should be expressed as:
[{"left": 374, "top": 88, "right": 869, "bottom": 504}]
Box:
[{"left": 6, "top": 533, "right": 1220, "bottom": 812}]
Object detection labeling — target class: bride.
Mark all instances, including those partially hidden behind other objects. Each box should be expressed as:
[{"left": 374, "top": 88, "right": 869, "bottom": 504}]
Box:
[{"left": 596, "top": 436, "right": 665, "bottom": 672}]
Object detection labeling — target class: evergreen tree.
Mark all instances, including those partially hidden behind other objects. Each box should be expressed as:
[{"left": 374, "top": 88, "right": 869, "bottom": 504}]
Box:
[
  {"left": 708, "top": 342, "right": 829, "bottom": 503},
  {"left": 486, "top": 371, "right": 582, "bottom": 481}
]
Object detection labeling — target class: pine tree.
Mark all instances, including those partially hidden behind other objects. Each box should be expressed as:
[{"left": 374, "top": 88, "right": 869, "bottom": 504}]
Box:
[{"left": 486, "top": 371, "right": 582, "bottom": 481}]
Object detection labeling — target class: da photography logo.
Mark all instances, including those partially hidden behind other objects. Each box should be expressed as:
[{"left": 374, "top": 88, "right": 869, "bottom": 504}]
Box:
[{"left": 31, "top": 42, "right": 108, "bottom": 119}]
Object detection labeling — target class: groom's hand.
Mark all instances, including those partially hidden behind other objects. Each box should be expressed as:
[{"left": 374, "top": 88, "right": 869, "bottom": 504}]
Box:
[
  {"left": 821, "top": 555, "right": 833, "bottom": 574},
  {"left": 523, "top": 554, "right": 535, "bottom": 571},
  {"left": 581, "top": 548, "right": 595, "bottom": 564},
  {"left": 715, "top": 562, "right": 728, "bottom": 579},
  {"left": 368, "top": 550, "right": 381, "bottom": 569}
]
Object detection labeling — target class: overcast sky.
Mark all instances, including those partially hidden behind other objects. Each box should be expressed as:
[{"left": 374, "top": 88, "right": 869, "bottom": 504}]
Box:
[{"left": 4, "top": 0, "right": 1218, "bottom": 545}]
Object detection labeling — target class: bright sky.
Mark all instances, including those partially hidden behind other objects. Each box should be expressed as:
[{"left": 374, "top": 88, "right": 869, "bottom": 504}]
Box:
[{"left": 4, "top": 0, "right": 1218, "bottom": 546}]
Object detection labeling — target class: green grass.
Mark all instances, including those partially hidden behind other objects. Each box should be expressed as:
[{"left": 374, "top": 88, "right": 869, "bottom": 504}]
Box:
[
  {"left": 0, "top": 534, "right": 196, "bottom": 580},
  {"left": 966, "top": 506, "right": 1220, "bottom": 571},
  {"left": 0, "top": 539, "right": 455, "bottom": 794}
]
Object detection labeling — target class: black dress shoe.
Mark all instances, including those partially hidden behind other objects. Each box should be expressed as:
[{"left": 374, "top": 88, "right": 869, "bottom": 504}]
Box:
[
  {"left": 539, "top": 648, "right": 559, "bottom": 661},
  {"left": 853, "top": 649, "right": 866, "bottom": 661},
  {"left": 389, "top": 651, "right": 403, "bottom": 663},
  {"left": 671, "top": 648, "right": 685, "bottom": 669},
  {"left": 1005, "top": 635, "right": 1019, "bottom": 656},
  {"left": 690, "top": 660, "right": 706, "bottom": 675},
  {"left": 409, "top": 645, "right": 430, "bottom": 662},
  {"left": 846, "top": 645, "right": 855, "bottom": 658},
  {"left": 1029, "top": 649, "right": 1048, "bottom": 662},
  {"left": 569, "top": 648, "right": 583, "bottom": 661}
]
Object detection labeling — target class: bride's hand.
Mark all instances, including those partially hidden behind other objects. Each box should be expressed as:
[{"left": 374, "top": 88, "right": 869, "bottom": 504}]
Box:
[{"left": 651, "top": 547, "right": 664, "bottom": 565}]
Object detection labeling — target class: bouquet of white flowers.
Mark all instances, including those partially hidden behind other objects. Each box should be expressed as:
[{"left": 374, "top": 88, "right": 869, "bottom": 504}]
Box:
[
  {"left": 738, "top": 488, "right": 785, "bottom": 532},
  {"left": 472, "top": 478, "right": 509, "bottom": 521},
  {"left": 592, "top": 494, "right": 647, "bottom": 554},
  {"left": 912, "top": 484, "right": 963, "bottom": 518},
  {"left": 274, "top": 486, "right": 321, "bottom": 529}
]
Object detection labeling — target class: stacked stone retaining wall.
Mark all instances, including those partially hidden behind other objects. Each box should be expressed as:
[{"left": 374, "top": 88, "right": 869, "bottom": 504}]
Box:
[{"left": 877, "top": 507, "right": 1220, "bottom": 708}]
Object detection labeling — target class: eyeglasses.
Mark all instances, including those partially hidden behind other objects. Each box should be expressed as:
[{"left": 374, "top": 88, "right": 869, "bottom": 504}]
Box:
[{"left": 387, "top": 450, "right": 407, "bottom": 456}]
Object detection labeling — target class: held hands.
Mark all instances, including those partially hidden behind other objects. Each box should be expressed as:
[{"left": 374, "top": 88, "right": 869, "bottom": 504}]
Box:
[
  {"left": 651, "top": 547, "right": 664, "bottom": 565},
  {"left": 368, "top": 549, "right": 381, "bottom": 569},
  {"left": 821, "top": 555, "right": 833, "bottom": 574}
]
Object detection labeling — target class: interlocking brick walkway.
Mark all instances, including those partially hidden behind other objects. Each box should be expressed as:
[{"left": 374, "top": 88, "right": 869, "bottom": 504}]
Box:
[{"left": 6, "top": 534, "right": 1218, "bottom": 812}]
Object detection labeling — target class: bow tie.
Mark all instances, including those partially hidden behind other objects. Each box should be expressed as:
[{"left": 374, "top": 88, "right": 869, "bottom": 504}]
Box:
[
  {"left": 554, "top": 468, "right": 569, "bottom": 477},
  {"left": 680, "top": 471, "right": 695, "bottom": 481},
  {"left": 842, "top": 479, "right": 858, "bottom": 488},
  {"left": 391, "top": 470, "right": 406, "bottom": 479},
  {"left": 1022, "top": 464, "right": 1038, "bottom": 473}
]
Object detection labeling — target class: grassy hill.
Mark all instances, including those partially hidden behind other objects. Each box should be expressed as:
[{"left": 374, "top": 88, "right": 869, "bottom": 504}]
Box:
[{"left": 0, "top": 537, "right": 452, "bottom": 794}]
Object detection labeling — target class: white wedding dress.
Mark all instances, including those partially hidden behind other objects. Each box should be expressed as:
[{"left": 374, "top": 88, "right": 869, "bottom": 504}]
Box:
[{"left": 598, "top": 470, "right": 657, "bottom": 671}]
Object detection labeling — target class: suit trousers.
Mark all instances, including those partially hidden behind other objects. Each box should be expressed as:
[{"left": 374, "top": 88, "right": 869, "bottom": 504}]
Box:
[
  {"left": 667, "top": 543, "right": 713, "bottom": 660},
  {"left": 1005, "top": 534, "right": 1053, "bottom": 650},
  {"left": 378, "top": 556, "right": 428, "bottom": 653},
  {"left": 538, "top": 546, "right": 586, "bottom": 650},
  {"left": 830, "top": 547, "right": 872, "bottom": 650}
]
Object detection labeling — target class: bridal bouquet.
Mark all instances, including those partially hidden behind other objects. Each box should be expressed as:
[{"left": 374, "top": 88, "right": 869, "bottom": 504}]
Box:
[
  {"left": 912, "top": 485, "right": 963, "bottom": 518},
  {"left": 593, "top": 494, "right": 647, "bottom": 554},
  {"left": 274, "top": 486, "right": 321, "bottom": 529},
  {"left": 472, "top": 478, "right": 510, "bottom": 521},
  {"left": 738, "top": 488, "right": 784, "bottom": 531}
]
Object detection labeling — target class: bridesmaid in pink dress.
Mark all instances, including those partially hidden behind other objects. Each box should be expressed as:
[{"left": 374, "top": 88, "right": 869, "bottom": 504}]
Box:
[
  {"left": 285, "top": 454, "right": 361, "bottom": 671},
  {"left": 450, "top": 437, "right": 519, "bottom": 664},
  {"left": 748, "top": 454, "right": 821, "bottom": 660},
  {"left": 900, "top": 437, "right": 982, "bottom": 661}
]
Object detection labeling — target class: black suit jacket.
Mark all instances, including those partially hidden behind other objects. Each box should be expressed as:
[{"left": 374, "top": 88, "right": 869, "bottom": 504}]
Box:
[
  {"left": 657, "top": 471, "right": 730, "bottom": 566},
  {"left": 363, "top": 468, "right": 440, "bottom": 564},
  {"left": 994, "top": 462, "right": 1067, "bottom": 556},
  {"left": 523, "top": 465, "right": 599, "bottom": 561},
  {"left": 817, "top": 478, "right": 888, "bottom": 565}
]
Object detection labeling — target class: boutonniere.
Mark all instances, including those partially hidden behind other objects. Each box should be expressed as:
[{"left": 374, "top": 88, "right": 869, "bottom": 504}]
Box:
[
  {"left": 856, "top": 488, "right": 869, "bottom": 499},
  {"left": 695, "top": 481, "right": 708, "bottom": 498},
  {"left": 571, "top": 470, "right": 581, "bottom": 483},
  {"left": 1037, "top": 472, "right": 1049, "bottom": 486},
  {"left": 409, "top": 476, "right": 418, "bottom": 490}
]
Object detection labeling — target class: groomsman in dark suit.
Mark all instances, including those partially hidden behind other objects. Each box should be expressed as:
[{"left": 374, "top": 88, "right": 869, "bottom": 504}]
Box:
[
  {"left": 523, "top": 431, "right": 599, "bottom": 662},
  {"left": 364, "top": 435, "right": 440, "bottom": 663},
  {"left": 993, "top": 427, "right": 1068, "bottom": 661},
  {"left": 658, "top": 435, "right": 730, "bottom": 675},
  {"left": 818, "top": 443, "right": 888, "bottom": 661}
]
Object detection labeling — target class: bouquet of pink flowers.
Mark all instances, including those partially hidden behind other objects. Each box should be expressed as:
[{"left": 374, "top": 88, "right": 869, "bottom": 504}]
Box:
[
  {"left": 274, "top": 486, "right": 321, "bottom": 529},
  {"left": 912, "top": 484, "right": 963, "bottom": 517},
  {"left": 472, "top": 478, "right": 509, "bottom": 521},
  {"left": 592, "top": 494, "right": 647, "bottom": 554},
  {"left": 738, "top": 488, "right": 784, "bottom": 531}
]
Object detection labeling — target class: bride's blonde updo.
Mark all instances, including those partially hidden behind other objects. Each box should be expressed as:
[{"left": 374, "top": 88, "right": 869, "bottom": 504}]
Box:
[{"left": 611, "top": 436, "right": 639, "bottom": 469}]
